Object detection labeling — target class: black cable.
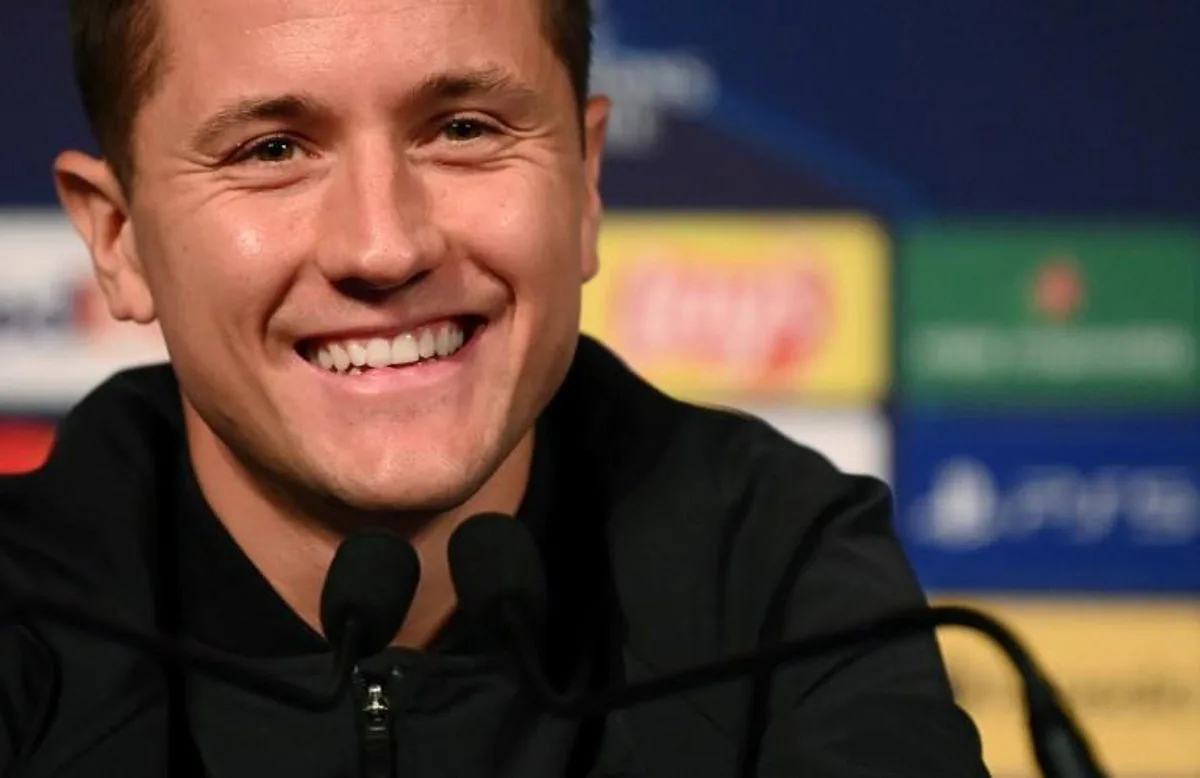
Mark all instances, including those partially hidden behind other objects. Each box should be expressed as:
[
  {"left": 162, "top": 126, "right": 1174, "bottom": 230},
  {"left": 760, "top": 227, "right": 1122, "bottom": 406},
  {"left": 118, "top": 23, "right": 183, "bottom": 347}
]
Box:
[
  {"left": 1, "top": 597, "right": 360, "bottom": 712},
  {"left": 503, "top": 603, "right": 1104, "bottom": 778}
]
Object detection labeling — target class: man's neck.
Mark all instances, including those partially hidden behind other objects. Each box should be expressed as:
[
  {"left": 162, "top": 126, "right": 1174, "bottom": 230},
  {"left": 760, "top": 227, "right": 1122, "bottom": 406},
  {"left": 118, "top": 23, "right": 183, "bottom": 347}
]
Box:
[{"left": 182, "top": 404, "right": 534, "bottom": 650}]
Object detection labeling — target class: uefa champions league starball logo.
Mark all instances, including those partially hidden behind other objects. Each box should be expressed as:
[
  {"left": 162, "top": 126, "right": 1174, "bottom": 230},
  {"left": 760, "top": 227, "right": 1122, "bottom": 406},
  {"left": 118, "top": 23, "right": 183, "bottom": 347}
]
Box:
[{"left": 589, "top": 1, "right": 719, "bottom": 156}]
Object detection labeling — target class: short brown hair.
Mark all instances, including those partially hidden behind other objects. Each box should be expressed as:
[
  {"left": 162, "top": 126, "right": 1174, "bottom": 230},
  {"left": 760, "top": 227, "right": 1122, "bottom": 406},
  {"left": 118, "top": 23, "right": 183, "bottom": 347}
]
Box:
[{"left": 68, "top": 0, "right": 593, "bottom": 192}]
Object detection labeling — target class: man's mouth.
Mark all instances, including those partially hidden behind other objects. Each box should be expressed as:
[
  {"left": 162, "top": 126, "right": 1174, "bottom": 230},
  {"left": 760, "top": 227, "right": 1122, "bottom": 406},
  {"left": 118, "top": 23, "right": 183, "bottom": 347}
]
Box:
[{"left": 300, "top": 316, "right": 484, "bottom": 376}]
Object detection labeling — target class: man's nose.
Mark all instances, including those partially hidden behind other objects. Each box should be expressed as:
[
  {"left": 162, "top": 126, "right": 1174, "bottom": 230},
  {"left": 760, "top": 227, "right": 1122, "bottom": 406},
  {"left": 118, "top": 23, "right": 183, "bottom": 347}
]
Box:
[{"left": 313, "top": 147, "right": 448, "bottom": 294}]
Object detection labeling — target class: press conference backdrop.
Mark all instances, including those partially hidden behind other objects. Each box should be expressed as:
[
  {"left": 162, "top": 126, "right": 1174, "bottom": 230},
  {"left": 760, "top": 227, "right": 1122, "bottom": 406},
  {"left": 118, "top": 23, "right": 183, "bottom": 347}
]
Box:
[{"left": 1, "top": 2, "right": 1197, "bottom": 775}]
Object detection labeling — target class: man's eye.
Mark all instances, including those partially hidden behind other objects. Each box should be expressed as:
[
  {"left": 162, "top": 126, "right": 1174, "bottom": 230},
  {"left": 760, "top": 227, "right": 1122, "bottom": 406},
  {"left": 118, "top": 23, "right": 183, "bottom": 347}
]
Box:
[
  {"left": 239, "top": 137, "right": 300, "bottom": 164},
  {"left": 440, "top": 118, "right": 495, "bottom": 143}
]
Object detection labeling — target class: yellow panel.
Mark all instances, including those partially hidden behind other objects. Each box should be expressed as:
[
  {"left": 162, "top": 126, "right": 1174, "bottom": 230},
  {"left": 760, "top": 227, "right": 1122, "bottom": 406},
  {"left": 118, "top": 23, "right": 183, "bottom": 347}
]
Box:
[
  {"left": 931, "top": 596, "right": 1200, "bottom": 778},
  {"left": 582, "top": 214, "right": 890, "bottom": 404}
]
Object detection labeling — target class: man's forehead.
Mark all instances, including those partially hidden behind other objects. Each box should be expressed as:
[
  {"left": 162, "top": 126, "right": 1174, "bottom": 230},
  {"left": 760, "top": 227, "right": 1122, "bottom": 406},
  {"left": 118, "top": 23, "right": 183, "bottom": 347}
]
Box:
[
  {"left": 155, "top": 0, "right": 540, "bottom": 39},
  {"left": 148, "top": 0, "right": 557, "bottom": 112}
]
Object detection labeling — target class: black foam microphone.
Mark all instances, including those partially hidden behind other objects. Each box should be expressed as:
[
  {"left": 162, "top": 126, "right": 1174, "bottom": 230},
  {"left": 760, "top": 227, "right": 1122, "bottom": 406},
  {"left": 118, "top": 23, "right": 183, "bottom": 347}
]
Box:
[
  {"left": 448, "top": 513, "right": 597, "bottom": 701},
  {"left": 447, "top": 513, "right": 1107, "bottom": 778},
  {"left": 320, "top": 527, "right": 422, "bottom": 666},
  {"left": 318, "top": 527, "right": 422, "bottom": 696},
  {"left": 2, "top": 527, "right": 420, "bottom": 711},
  {"left": 448, "top": 511, "right": 547, "bottom": 634}
]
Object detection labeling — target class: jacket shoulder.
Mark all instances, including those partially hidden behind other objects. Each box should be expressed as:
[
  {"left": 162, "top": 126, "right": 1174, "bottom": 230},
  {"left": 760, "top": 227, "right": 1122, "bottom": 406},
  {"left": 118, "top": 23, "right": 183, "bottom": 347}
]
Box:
[
  {"left": 616, "top": 396, "right": 884, "bottom": 644},
  {"left": 565, "top": 338, "right": 886, "bottom": 659},
  {"left": 0, "top": 363, "right": 182, "bottom": 596}
]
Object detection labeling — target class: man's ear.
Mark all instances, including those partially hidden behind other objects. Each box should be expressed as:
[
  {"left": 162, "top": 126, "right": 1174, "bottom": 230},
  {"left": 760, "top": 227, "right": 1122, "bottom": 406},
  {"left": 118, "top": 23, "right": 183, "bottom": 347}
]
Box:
[
  {"left": 579, "top": 95, "right": 610, "bottom": 284},
  {"left": 53, "top": 151, "right": 156, "bottom": 324}
]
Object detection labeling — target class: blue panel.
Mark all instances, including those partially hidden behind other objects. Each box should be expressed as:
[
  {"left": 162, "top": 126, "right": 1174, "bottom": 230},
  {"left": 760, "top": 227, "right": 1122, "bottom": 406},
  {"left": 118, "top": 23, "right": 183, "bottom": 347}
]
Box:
[{"left": 894, "top": 413, "right": 1200, "bottom": 593}]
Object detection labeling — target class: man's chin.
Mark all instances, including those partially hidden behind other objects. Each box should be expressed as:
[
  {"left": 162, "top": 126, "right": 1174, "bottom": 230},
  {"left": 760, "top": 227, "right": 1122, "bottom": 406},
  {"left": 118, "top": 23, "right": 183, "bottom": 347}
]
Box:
[
  {"left": 285, "top": 428, "right": 518, "bottom": 528},
  {"left": 298, "top": 465, "right": 482, "bottom": 525},
  {"left": 320, "top": 477, "right": 475, "bottom": 521}
]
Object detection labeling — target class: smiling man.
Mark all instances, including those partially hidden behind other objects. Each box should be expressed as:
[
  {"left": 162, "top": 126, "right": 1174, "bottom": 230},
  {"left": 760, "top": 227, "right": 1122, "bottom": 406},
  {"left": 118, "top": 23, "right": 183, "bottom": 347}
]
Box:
[{"left": 0, "top": 0, "right": 989, "bottom": 776}]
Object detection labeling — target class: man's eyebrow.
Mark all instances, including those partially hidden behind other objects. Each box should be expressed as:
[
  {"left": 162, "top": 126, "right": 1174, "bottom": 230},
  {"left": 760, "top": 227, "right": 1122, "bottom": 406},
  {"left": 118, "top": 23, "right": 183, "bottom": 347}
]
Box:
[
  {"left": 189, "top": 68, "right": 541, "bottom": 149},
  {"left": 407, "top": 66, "right": 543, "bottom": 107},
  {"left": 190, "top": 94, "right": 330, "bottom": 150}
]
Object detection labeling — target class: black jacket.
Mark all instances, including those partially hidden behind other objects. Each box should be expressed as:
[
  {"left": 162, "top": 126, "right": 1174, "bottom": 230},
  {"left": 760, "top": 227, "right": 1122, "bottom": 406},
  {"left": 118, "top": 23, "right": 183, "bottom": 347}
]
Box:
[{"left": 0, "top": 337, "right": 988, "bottom": 777}]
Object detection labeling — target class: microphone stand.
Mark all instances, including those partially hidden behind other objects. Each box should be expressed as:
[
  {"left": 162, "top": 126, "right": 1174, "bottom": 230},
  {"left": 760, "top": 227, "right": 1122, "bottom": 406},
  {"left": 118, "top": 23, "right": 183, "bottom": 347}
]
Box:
[{"left": 501, "top": 602, "right": 1107, "bottom": 778}]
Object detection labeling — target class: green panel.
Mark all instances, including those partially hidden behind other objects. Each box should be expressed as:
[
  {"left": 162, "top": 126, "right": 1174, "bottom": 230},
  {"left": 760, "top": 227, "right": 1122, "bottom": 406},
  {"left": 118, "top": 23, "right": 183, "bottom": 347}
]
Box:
[{"left": 898, "top": 223, "right": 1200, "bottom": 406}]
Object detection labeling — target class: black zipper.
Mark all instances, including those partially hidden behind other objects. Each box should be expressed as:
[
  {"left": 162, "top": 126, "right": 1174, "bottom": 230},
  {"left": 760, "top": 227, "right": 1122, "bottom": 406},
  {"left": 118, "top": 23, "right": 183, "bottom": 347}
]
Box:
[{"left": 353, "top": 667, "right": 397, "bottom": 778}]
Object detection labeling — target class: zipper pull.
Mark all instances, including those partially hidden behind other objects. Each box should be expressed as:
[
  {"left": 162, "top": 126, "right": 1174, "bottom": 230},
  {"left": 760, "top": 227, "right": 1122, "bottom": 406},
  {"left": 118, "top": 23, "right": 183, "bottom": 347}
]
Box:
[{"left": 353, "top": 668, "right": 396, "bottom": 778}]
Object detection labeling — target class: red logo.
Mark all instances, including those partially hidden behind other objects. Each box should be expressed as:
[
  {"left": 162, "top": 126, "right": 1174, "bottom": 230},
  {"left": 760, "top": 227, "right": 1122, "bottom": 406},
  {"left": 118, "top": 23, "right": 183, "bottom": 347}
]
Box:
[
  {"left": 612, "top": 250, "right": 834, "bottom": 384},
  {"left": 0, "top": 422, "right": 56, "bottom": 475},
  {"left": 1033, "top": 257, "right": 1086, "bottom": 322}
]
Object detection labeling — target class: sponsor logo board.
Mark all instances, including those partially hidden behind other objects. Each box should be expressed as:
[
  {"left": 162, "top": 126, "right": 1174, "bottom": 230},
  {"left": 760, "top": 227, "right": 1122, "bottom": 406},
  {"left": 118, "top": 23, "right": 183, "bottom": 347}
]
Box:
[
  {"left": 933, "top": 596, "right": 1200, "bottom": 778},
  {"left": 583, "top": 214, "right": 889, "bottom": 404},
  {"left": 898, "top": 223, "right": 1200, "bottom": 406},
  {"left": 0, "top": 212, "right": 167, "bottom": 408},
  {"left": 896, "top": 413, "right": 1200, "bottom": 593}
]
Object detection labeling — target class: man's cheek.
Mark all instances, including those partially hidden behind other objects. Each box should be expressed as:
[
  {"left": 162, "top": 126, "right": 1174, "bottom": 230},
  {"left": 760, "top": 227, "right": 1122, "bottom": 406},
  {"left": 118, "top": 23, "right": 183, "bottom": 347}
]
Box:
[{"left": 234, "top": 226, "right": 269, "bottom": 260}]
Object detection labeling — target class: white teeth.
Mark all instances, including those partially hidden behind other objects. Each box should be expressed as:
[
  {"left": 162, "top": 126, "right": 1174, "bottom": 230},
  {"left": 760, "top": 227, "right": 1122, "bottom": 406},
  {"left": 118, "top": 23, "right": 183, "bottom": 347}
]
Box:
[
  {"left": 435, "top": 325, "right": 454, "bottom": 357},
  {"left": 366, "top": 338, "right": 391, "bottom": 368},
  {"left": 391, "top": 333, "right": 420, "bottom": 365},
  {"left": 330, "top": 343, "right": 351, "bottom": 372},
  {"left": 308, "top": 320, "right": 471, "bottom": 375},
  {"left": 417, "top": 329, "right": 436, "bottom": 359}
]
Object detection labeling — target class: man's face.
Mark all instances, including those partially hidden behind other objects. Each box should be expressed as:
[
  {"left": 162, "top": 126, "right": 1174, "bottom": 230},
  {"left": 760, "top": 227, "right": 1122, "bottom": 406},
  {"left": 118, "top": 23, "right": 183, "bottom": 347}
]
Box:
[{"left": 93, "top": 0, "right": 607, "bottom": 514}]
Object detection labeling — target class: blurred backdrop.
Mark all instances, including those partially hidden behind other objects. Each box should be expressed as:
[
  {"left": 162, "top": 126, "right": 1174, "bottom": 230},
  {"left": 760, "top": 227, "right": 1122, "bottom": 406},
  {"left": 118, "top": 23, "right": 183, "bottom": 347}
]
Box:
[{"left": 1, "top": 2, "right": 1197, "bottom": 775}]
